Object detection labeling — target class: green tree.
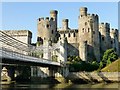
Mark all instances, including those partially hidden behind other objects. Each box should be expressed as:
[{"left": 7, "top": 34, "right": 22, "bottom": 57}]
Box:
[{"left": 102, "top": 48, "right": 118, "bottom": 66}]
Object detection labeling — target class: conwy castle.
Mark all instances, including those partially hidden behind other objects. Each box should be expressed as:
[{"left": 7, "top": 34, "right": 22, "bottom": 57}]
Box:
[{"left": 2, "top": 7, "right": 120, "bottom": 62}]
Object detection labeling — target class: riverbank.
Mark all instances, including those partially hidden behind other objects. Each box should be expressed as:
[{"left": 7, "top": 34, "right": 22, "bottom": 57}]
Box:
[
  {"left": 67, "top": 72, "right": 120, "bottom": 83},
  {"left": 1, "top": 82, "right": 120, "bottom": 89}
]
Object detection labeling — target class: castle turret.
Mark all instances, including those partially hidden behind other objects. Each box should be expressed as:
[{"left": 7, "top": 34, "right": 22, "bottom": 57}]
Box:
[
  {"left": 79, "top": 7, "right": 87, "bottom": 17},
  {"left": 50, "top": 10, "right": 58, "bottom": 21},
  {"left": 78, "top": 7, "right": 100, "bottom": 61},
  {"left": 99, "top": 22, "right": 111, "bottom": 52},
  {"left": 62, "top": 19, "right": 69, "bottom": 30},
  {"left": 50, "top": 10, "right": 58, "bottom": 43}
]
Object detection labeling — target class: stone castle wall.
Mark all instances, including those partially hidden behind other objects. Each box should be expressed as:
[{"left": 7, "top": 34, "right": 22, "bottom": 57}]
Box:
[
  {"left": 37, "top": 7, "right": 120, "bottom": 61},
  {"left": 2, "top": 30, "right": 32, "bottom": 44}
]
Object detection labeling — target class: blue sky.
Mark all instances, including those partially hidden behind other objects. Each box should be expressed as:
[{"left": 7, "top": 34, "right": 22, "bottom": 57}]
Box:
[{"left": 2, "top": 2, "right": 118, "bottom": 43}]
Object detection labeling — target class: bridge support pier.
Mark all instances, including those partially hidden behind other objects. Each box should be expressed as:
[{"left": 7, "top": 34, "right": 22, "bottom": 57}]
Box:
[
  {"left": 31, "top": 66, "right": 37, "bottom": 77},
  {"left": 1, "top": 66, "right": 15, "bottom": 82}
]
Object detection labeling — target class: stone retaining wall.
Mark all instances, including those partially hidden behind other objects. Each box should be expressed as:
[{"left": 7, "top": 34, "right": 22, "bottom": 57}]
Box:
[{"left": 68, "top": 72, "right": 120, "bottom": 82}]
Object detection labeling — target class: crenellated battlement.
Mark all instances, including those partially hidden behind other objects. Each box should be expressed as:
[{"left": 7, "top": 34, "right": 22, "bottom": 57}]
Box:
[
  {"left": 45, "top": 17, "right": 49, "bottom": 21},
  {"left": 99, "top": 22, "right": 110, "bottom": 28},
  {"left": 38, "top": 17, "right": 44, "bottom": 21},
  {"left": 38, "top": 17, "right": 52, "bottom": 22},
  {"left": 87, "top": 13, "right": 98, "bottom": 19},
  {"left": 110, "top": 28, "right": 118, "bottom": 35}
]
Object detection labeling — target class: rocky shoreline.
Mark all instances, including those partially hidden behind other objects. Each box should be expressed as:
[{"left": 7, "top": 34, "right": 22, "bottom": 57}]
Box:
[{"left": 67, "top": 72, "right": 120, "bottom": 84}]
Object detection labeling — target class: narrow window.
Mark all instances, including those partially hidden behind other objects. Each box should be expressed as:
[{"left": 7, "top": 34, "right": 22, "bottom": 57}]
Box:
[
  {"left": 85, "top": 22, "right": 87, "bottom": 25},
  {"left": 111, "top": 41, "right": 113, "bottom": 44},
  {"left": 102, "top": 37, "right": 104, "bottom": 41},
  {"left": 88, "top": 28, "right": 90, "bottom": 32},
  {"left": 68, "top": 33, "right": 70, "bottom": 37},
  {"left": 52, "top": 30, "right": 54, "bottom": 34},
  {"left": 64, "top": 34, "right": 65, "bottom": 37},
  {"left": 73, "top": 33, "right": 75, "bottom": 37},
  {"left": 46, "top": 24, "right": 49, "bottom": 28},
  {"left": 82, "top": 28, "right": 84, "bottom": 33}
]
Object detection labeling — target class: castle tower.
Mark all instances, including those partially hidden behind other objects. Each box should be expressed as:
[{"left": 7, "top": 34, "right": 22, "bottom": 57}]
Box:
[
  {"left": 110, "top": 29, "right": 119, "bottom": 55},
  {"left": 99, "top": 23, "right": 111, "bottom": 52},
  {"left": 37, "top": 17, "right": 51, "bottom": 42},
  {"left": 50, "top": 10, "right": 58, "bottom": 43},
  {"left": 78, "top": 7, "right": 100, "bottom": 61},
  {"left": 37, "top": 10, "right": 59, "bottom": 44},
  {"left": 62, "top": 19, "right": 69, "bottom": 30}
]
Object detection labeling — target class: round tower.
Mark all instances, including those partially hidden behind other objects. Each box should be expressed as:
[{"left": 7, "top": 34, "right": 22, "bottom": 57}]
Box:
[
  {"left": 50, "top": 10, "right": 58, "bottom": 20},
  {"left": 110, "top": 29, "right": 119, "bottom": 55},
  {"left": 99, "top": 23, "right": 110, "bottom": 36},
  {"left": 99, "top": 22, "right": 111, "bottom": 51},
  {"left": 62, "top": 19, "right": 69, "bottom": 30},
  {"left": 80, "top": 7, "right": 87, "bottom": 17},
  {"left": 49, "top": 10, "right": 58, "bottom": 43}
]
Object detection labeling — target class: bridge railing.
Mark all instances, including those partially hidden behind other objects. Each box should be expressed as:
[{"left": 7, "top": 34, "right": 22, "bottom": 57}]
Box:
[{"left": 0, "top": 47, "right": 60, "bottom": 66}]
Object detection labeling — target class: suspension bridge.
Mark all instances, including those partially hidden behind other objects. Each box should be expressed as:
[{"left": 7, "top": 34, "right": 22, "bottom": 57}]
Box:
[{"left": 0, "top": 30, "right": 68, "bottom": 82}]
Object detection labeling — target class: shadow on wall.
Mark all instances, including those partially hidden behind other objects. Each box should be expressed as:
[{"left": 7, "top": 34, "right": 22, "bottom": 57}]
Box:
[
  {"left": 67, "top": 43, "right": 79, "bottom": 56},
  {"left": 87, "top": 45, "right": 96, "bottom": 61}
]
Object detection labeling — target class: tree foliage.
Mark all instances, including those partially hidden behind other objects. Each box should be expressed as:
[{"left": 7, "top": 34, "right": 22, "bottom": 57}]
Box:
[
  {"left": 102, "top": 48, "right": 118, "bottom": 65},
  {"left": 67, "top": 56, "right": 81, "bottom": 63},
  {"left": 67, "top": 56, "right": 99, "bottom": 72},
  {"left": 100, "top": 48, "right": 118, "bottom": 69}
]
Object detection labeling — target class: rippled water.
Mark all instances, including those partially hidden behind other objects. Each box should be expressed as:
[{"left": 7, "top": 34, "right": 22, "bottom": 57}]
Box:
[{"left": 1, "top": 82, "right": 120, "bottom": 90}]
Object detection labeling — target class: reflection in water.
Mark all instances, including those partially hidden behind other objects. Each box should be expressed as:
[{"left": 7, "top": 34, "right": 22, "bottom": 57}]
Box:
[{"left": 1, "top": 82, "right": 120, "bottom": 90}]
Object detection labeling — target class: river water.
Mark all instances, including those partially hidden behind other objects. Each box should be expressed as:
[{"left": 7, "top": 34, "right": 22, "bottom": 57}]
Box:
[{"left": 1, "top": 82, "right": 120, "bottom": 90}]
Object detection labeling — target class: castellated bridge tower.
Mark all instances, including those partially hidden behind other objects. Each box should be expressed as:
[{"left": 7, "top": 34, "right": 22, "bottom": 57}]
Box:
[
  {"left": 110, "top": 29, "right": 119, "bottom": 55},
  {"left": 99, "top": 23, "right": 111, "bottom": 53},
  {"left": 37, "top": 10, "right": 58, "bottom": 44},
  {"left": 78, "top": 7, "right": 100, "bottom": 61}
]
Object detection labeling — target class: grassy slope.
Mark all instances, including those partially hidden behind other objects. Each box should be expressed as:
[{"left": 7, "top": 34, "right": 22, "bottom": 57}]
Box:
[{"left": 101, "top": 58, "right": 120, "bottom": 72}]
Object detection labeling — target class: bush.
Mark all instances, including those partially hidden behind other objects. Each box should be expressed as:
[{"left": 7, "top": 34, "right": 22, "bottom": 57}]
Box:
[
  {"left": 69, "top": 61, "right": 99, "bottom": 72},
  {"left": 67, "top": 56, "right": 81, "bottom": 63}
]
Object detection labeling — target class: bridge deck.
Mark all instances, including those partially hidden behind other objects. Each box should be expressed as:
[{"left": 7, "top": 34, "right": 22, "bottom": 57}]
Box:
[{"left": 0, "top": 48, "right": 61, "bottom": 67}]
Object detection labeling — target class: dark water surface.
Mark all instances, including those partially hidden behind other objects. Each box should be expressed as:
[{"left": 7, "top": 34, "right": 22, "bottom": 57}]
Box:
[{"left": 1, "top": 82, "right": 120, "bottom": 90}]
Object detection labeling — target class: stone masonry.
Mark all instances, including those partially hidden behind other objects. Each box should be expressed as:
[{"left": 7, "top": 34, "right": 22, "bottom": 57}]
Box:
[{"left": 37, "top": 7, "right": 120, "bottom": 62}]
